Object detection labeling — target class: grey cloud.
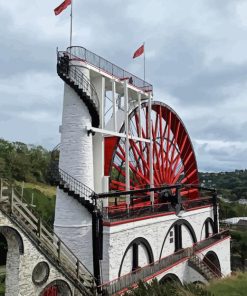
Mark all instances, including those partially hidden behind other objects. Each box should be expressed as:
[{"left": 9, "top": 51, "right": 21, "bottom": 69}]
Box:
[{"left": 0, "top": 0, "right": 247, "bottom": 171}]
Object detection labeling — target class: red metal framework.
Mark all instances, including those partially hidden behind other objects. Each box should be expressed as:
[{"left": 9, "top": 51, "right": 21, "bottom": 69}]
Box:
[{"left": 104, "top": 101, "right": 199, "bottom": 201}]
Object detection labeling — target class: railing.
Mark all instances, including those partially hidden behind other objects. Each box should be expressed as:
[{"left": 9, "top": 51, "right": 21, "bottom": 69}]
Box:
[
  {"left": 103, "top": 202, "right": 173, "bottom": 222},
  {"left": 0, "top": 179, "right": 95, "bottom": 294},
  {"left": 53, "top": 166, "right": 96, "bottom": 205},
  {"left": 67, "top": 46, "right": 153, "bottom": 93},
  {"left": 57, "top": 51, "right": 100, "bottom": 111},
  {"left": 100, "top": 230, "right": 229, "bottom": 295}
]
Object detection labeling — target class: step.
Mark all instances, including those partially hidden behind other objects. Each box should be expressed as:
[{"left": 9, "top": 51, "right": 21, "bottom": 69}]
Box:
[{"left": 0, "top": 196, "right": 9, "bottom": 203}]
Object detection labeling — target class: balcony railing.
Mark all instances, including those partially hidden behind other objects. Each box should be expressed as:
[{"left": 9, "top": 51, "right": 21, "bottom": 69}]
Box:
[
  {"left": 100, "top": 230, "right": 229, "bottom": 295},
  {"left": 67, "top": 46, "right": 153, "bottom": 93},
  {"left": 102, "top": 197, "right": 214, "bottom": 223}
]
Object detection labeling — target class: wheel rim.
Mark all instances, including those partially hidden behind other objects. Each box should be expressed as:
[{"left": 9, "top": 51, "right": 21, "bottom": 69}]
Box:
[{"left": 105, "top": 101, "right": 199, "bottom": 199}]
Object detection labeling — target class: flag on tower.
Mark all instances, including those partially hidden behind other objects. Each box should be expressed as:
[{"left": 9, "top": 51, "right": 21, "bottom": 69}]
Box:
[
  {"left": 133, "top": 44, "right": 144, "bottom": 59},
  {"left": 54, "top": 0, "right": 72, "bottom": 16}
]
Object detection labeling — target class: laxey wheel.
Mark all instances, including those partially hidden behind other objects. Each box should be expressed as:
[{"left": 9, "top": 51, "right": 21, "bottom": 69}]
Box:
[{"left": 104, "top": 101, "right": 199, "bottom": 204}]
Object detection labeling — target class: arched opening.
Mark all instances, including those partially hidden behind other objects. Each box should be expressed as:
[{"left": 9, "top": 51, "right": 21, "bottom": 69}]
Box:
[
  {"left": 160, "top": 219, "right": 197, "bottom": 259},
  {"left": 200, "top": 218, "right": 215, "bottom": 240},
  {"left": 0, "top": 233, "right": 7, "bottom": 294},
  {"left": 118, "top": 237, "right": 154, "bottom": 277},
  {"left": 159, "top": 273, "right": 182, "bottom": 285},
  {"left": 203, "top": 251, "right": 221, "bottom": 277},
  {"left": 40, "top": 280, "right": 72, "bottom": 296},
  {"left": 0, "top": 226, "right": 24, "bottom": 296}
]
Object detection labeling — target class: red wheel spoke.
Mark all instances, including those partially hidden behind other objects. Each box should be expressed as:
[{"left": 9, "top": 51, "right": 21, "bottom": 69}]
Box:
[
  {"left": 106, "top": 102, "right": 199, "bottom": 204},
  {"left": 168, "top": 121, "right": 180, "bottom": 182}
]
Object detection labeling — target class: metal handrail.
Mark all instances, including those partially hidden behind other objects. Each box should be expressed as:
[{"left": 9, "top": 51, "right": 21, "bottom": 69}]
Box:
[
  {"left": 67, "top": 46, "right": 153, "bottom": 93},
  {"left": 103, "top": 197, "right": 214, "bottom": 222},
  {"left": 100, "top": 230, "right": 229, "bottom": 294},
  {"left": 0, "top": 179, "right": 95, "bottom": 294},
  {"left": 53, "top": 166, "right": 96, "bottom": 204},
  {"left": 194, "top": 249, "right": 224, "bottom": 278},
  {"left": 57, "top": 51, "right": 100, "bottom": 111}
]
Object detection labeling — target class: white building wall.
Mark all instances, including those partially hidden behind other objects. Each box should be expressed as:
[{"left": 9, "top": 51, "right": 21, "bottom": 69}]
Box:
[
  {"left": 0, "top": 210, "right": 81, "bottom": 296},
  {"left": 102, "top": 206, "right": 215, "bottom": 282},
  {"left": 139, "top": 244, "right": 150, "bottom": 267},
  {"left": 54, "top": 81, "right": 94, "bottom": 271},
  {"left": 181, "top": 225, "right": 194, "bottom": 248},
  {"left": 198, "top": 237, "right": 231, "bottom": 276},
  {"left": 160, "top": 227, "right": 175, "bottom": 257},
  {"left": 120, "top": 248, "right": 133, "bottom": 276},
  {"left": 147, "top": 237, "right": 231, "bottom": 285}
]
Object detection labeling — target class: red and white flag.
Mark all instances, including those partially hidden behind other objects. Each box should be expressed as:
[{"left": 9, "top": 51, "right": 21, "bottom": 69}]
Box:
[
  {"left": 133, "top": 44, "right": 144, "bottom": 59},
  {"left": 54, "top": 0, "right": 71, "bottom": 16}
]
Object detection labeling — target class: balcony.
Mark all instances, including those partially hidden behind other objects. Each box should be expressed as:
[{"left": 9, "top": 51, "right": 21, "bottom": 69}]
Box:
[
  {"left": 99, "top": 230, "right": 230, "bottom": 295},
  {"left": 67, "top": 46, "right": 153, "bottom": 93},
  {"left": 99, "top": 185, "right": 217, "bottom": 223}
]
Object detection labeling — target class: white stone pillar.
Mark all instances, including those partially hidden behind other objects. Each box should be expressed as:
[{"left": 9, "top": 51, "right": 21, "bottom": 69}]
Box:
[
  {"left": 92, "top": 76, "right": 105, "bottom": 194},
  {"left": 54, "top": 62, "right": 95, "bottom": 272},
  {"left": 138, "top": 93, "right": 142, "bottom": 138},
  {"left": 124, "top": 80, "right": 130, "bottom": 206},
  {"left": 112, "top": 80, "right": 117, "bottom": 132},
  {"left": 148, "top": 93, "right": 154, "bottom": 204}
]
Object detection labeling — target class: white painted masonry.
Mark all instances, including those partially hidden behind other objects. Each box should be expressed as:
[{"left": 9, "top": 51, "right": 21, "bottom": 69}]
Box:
[
  {"left": 101, "top": 206, "right": 228, "bottom": 282},
  {"left": 0, "top": 210, "right": 79, "bottom": 296},
  {"left": 54, "top": 79, "right": 94, "bottom": 271}
]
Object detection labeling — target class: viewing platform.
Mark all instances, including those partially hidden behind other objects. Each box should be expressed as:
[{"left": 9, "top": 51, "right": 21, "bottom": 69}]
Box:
[{"left": 67, "top": 46, "right": 153, "bottom": 93}]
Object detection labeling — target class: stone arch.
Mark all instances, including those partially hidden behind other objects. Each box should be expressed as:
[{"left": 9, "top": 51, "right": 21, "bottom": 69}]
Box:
[
  {"left": 159, "top": 273, "right": 182, "bottom": 285},
  {"left": 160, "top": 219, "right": 197, "bottom": 259},
  {"left": 0, "top": 233, "right": 7, "bottom": 265},
  {"left": 203, "top": 251, "right": 221, "bottom": 276},
  {"left": 200, "top": 218, "right": 215, "bottom": 240},
  {"left": 0, "top": 226, "right": 24, "bottom": 296},
  {"left": 40, "top": 279, "right": 72, "bottom": 296},
  {"left": 118, "top": 237, "right": 154, "bottom": 277}
]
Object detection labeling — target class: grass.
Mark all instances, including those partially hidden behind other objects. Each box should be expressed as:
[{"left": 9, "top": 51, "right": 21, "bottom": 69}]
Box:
[
  {"left": 16, "top": 181, "right": 56, "bottom": 197},
  {"left": 15, "top": 182, "right": 56, "bottom": 227},
  {"left": 207, "top": 272, "right": 247, "bottom": 296}
]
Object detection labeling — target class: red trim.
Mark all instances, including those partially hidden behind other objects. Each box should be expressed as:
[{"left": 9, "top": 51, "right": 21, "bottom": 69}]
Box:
[
  {"left": 112, "top": 236, "right": 230, "bottom": 295},
  {"left": 103, "top": 205, "right": 213, "bottom": 226}
]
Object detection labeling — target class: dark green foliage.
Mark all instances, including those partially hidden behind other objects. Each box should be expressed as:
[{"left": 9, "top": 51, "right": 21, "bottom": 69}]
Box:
[
  {"left": 0, "top": 138, "right": 52, "bottom": 184},
  {"left": 124, "top": 279, "right": 214, "bottom": 296},
  {"left": 199, "top": 170, "right": 247, "bottom": 201}
]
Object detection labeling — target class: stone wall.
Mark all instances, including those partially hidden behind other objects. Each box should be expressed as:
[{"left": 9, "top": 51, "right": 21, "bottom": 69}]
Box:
[{"left": 0, "top": 210, "right": 81, "bottom": 296}]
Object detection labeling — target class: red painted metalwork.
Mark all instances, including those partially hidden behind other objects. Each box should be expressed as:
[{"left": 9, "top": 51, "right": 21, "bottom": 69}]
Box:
[
  {"left": 42, "top": 286, "right": 58, "bottom": 296},
  {"left": 104, "top": 101, "right": 199, "bottom": 202}
]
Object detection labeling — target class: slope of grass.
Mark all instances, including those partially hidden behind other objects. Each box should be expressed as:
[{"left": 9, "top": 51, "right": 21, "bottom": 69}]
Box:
[
  {"left": 207, "top": 272, "right": 247, "bottom": 296},
  {"left": 15, "top": 182, "right": 56, "bottom": 227}
]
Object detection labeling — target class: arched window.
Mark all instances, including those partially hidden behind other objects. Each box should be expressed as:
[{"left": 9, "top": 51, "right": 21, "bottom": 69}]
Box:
[
  {"left": 118, "top": 237, "right": 154, "bottom": 277},
  {"left": 160, "top": 219, "right": 197, "bottom": 259}
]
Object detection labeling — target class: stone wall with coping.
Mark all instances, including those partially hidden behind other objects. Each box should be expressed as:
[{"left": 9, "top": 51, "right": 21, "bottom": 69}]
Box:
[{"left": 0, "top": 210, "right": 81, "bottom": 296}]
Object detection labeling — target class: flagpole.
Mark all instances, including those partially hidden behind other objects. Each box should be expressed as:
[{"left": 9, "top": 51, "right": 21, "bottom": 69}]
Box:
[
  {"left": 143, "top": 42, "right": 146, "bottom": 87},
  {"left": 70, "top": 0, "right": 73, "bottom": 49}
]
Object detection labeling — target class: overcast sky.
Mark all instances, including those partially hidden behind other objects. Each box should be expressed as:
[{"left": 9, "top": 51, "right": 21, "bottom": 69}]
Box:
[{"left": 0, "top": 0, "right": 247, "bottom": 172}]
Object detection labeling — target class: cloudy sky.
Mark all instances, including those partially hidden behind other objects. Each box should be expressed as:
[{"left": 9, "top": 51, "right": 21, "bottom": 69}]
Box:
[{"left": 0, "top": 0, "right": 247, "bottom": 172}]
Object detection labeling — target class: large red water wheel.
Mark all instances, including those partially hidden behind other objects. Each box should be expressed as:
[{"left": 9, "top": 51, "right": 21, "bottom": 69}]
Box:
[{"left": 104, "top": 101, "right": 199, "bottom": 201}]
